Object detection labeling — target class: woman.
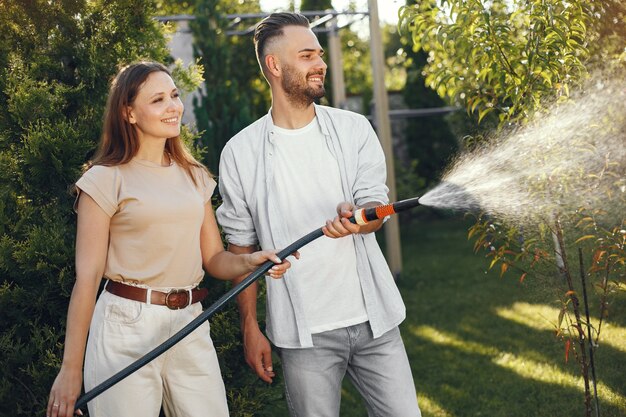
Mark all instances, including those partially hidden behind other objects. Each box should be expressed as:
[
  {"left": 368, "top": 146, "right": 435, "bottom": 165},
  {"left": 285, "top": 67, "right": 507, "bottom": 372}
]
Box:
[{"left": 47, "top": 61, "right": 294, "bottom": 417}]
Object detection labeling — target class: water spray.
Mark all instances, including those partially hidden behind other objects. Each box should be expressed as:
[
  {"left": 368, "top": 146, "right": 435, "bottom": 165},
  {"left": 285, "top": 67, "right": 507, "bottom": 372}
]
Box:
[
  {"left": 74, "top": 196, "right": 422, "bottom": 411},
  {"left": 417, "top": 79, "right": 626, "bottom": 224}
]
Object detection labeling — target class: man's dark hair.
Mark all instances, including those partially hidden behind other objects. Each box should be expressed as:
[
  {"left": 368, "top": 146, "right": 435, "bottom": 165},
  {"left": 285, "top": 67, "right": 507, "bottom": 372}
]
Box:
[{"left": 254, "top": 12, "right": 310, "bottom": 69}]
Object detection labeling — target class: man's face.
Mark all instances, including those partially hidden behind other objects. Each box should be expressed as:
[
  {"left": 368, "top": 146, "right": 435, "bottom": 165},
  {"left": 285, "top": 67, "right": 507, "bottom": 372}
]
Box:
[{"left": 275, "top": 26, "right": 327, "bottom": 107}]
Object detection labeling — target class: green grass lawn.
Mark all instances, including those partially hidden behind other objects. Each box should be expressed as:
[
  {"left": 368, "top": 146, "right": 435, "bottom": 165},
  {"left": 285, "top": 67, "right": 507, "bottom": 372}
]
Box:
[{"left": 267, "top": 216, "right": 626, "bottom": 417}]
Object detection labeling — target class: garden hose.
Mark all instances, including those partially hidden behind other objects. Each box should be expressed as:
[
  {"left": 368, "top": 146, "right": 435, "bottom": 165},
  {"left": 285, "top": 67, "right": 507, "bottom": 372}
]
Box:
[{"left": 74, "top": 196, "right": 421, "bottom": 411}]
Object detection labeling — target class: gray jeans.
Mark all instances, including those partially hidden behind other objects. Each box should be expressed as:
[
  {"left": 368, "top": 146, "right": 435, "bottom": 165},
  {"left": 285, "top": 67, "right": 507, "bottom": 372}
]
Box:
[{"left": 277, "top": 323, "right": 421, "bottom": 417}]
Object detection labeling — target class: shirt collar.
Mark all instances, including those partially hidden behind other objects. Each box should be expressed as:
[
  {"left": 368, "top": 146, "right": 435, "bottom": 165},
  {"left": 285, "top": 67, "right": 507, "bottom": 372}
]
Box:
[{"left": 265, "top": 103, "right": 331, "bottom": 139}]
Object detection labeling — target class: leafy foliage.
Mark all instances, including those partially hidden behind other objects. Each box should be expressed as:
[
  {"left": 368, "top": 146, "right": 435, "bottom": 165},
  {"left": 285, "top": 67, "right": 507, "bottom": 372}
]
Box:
[
  {"left": 400, "top": 0, "right": 591, "bottom": 125},
  {"left": 400, "top": 35, "right": 459, "bottom": 187},
  {"left": 0, "top": 1, "right": 173, "bottom": 415},
  {"left": 401, "top": 1, "right": 625, "bottom": 415},
  {"left": 190, "top": 0, "right": 269, "bottom": 173},
  {"left": 340, "top": 27, "right": 373, "bottom": 111}
]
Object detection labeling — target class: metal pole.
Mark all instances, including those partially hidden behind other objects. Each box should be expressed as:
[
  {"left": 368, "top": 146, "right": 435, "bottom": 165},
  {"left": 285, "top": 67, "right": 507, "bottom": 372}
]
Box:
[
  {"left": 368, "top": 0, "right": 402, "bottom": 278},
  {"left": 327, "top": 16, "right": 347, "bottom": 108}
]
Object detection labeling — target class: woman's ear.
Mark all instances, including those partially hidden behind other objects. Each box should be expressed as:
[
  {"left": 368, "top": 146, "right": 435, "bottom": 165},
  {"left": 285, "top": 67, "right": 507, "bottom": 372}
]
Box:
[{"left": 124, "top": 106, "right": 136, "bottom": 124}]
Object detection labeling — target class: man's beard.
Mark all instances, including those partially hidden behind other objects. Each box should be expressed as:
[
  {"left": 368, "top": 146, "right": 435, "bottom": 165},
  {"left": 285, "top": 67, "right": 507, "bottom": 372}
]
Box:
[{"left": 281, "top": 64, "right": 325, "bottom": 108}]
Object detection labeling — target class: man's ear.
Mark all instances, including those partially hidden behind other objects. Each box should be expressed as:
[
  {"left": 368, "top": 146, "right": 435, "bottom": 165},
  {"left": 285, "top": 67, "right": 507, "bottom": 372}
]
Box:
[{"left": 265, "top": 54, "right": 280, "bottom": 77}]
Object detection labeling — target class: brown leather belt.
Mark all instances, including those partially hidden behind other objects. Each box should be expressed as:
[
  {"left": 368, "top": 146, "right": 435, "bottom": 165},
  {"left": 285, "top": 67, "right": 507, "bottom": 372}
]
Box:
[{"left": 105, "top": 280, "right": 208, "bottom": 310}]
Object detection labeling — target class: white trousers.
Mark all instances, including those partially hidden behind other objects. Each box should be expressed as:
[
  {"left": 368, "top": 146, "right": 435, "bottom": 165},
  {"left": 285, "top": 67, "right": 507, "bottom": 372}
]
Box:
[{"left": 84, "top": 290, "right": 229, "bottom": 417}]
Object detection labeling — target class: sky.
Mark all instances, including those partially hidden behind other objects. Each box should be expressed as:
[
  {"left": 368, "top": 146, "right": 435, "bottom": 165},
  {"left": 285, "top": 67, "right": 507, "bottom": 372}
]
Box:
[{"left": 259, "top": 0, "right": 405, "bottom": 24}]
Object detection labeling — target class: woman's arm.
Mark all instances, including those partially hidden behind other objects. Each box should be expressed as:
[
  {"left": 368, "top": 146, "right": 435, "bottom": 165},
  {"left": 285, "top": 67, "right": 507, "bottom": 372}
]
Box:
[
  {"left": 47, "top": 193, "right": 110, "bottom": 417},
  {"left": 200, "top": 204, "right": 292, "bottom": 280}
]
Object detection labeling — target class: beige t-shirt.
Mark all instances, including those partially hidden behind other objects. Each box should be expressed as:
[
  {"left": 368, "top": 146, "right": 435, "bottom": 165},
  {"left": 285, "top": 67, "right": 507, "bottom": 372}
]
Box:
[{"left": 75, "top": 158, "right": 216, "bottom": 289}]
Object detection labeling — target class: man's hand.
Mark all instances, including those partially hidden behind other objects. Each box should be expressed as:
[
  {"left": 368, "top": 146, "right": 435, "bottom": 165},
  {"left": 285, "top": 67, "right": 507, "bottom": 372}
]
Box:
[
  {"left": 322, "top": 201, "right": 384, "bottom": 238},
  {"left": 322, "top": 202, "right": 360, "bottom": 238},
  {"left": 243, "top": 324, "right": 275, "bottom": 383}
]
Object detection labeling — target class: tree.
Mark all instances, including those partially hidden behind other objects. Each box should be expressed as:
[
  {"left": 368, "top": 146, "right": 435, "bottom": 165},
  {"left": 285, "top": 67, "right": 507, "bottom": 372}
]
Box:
[
  {"left": 190, "top": 0, "right": 270, "bottom": 173},
  {"left": 397, "top": 0, "right": 458, "bottom": 191},
  {"left": 400, "top": 1, "right": 625, "bottom": 415}
]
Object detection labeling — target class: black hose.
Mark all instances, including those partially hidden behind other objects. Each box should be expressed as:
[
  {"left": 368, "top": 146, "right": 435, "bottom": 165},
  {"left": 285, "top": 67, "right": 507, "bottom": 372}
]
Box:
[{"left": 74, "top": 227, "right": 324, "bottom": 411}]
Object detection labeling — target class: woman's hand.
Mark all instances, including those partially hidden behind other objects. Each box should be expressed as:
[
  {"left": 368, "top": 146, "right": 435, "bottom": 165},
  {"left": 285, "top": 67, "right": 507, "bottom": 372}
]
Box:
[
  {"left": 47, "top": 366, "right": 83, "bottom": 417},
  {"left": 246, "top": 250, "right": 300, "bottom": 279}
]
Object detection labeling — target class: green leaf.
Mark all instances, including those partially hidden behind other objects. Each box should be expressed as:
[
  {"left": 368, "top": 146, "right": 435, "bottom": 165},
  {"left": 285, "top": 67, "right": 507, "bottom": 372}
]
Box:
[
  {"left": 575, "top": 235, "right": 596, "bottom": 243},
  {"left": 478, "top": 107, "right": 492, "bottom": 123},
  {"left": 539, "top": 70, "right": 553, "bottom": 86},
  {"left": 557, "top": 307, "right": 565, "bottom": 330}
]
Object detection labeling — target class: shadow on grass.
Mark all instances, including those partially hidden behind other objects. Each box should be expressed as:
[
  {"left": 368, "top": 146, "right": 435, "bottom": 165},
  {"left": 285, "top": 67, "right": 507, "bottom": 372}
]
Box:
[
  {"left": 401, "top": 316, "right": 626, "bottom": 417},
  {"left": 386, "top": 216, "right": 626, "bottom": 417}
]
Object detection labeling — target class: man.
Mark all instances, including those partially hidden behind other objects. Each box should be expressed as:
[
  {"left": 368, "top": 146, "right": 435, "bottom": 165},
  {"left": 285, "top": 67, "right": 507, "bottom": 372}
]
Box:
[{"left": 216, "top": 12, "right": 421, "bottom": 417}]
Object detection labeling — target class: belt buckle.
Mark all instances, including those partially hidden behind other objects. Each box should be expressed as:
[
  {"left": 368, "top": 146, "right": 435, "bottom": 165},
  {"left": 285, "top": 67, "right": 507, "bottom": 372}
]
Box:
[{"left": 165, "top": 288, "right": 188, "bottom": 310}]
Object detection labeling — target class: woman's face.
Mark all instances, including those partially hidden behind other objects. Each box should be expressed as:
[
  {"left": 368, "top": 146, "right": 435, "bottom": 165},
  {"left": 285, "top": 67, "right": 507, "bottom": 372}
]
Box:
[{"left": 127, "top": 71, "right": 183, "bottom": 144}]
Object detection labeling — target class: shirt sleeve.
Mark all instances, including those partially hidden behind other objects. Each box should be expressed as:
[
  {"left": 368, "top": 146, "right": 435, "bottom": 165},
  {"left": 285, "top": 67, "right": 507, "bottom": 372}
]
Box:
[
  {"left": 74, "top": 165, "right": 120, "bottom": 217},
  {"left": 215, "top": 144, "right": 259, "bottom": 247},
  {"left": 196, "top": 167, "right": 217, "bottom": 204},
  {"left": 353, "top": 117, "right": 390, "bottom": 207}
]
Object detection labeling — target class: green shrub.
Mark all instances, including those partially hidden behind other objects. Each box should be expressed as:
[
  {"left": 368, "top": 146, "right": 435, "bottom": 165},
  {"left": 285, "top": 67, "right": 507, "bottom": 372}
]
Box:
[{"left": 0, "top": 1, "right": 276, "bottom": 415}]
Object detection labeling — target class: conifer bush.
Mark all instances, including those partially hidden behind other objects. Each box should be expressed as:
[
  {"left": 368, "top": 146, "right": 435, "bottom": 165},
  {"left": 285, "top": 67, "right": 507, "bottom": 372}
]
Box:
[
  {"left": 0, "top": 1, "right": 274, "bottom": 416},
  {"left": 0, "top": 1, "right": 168, "bottom": 414}
]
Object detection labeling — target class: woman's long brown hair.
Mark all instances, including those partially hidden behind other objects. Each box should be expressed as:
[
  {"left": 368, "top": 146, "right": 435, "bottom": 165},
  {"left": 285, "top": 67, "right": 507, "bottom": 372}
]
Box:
[{"left": 88, "top": 61, "right": 208, "bottom": 185}]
